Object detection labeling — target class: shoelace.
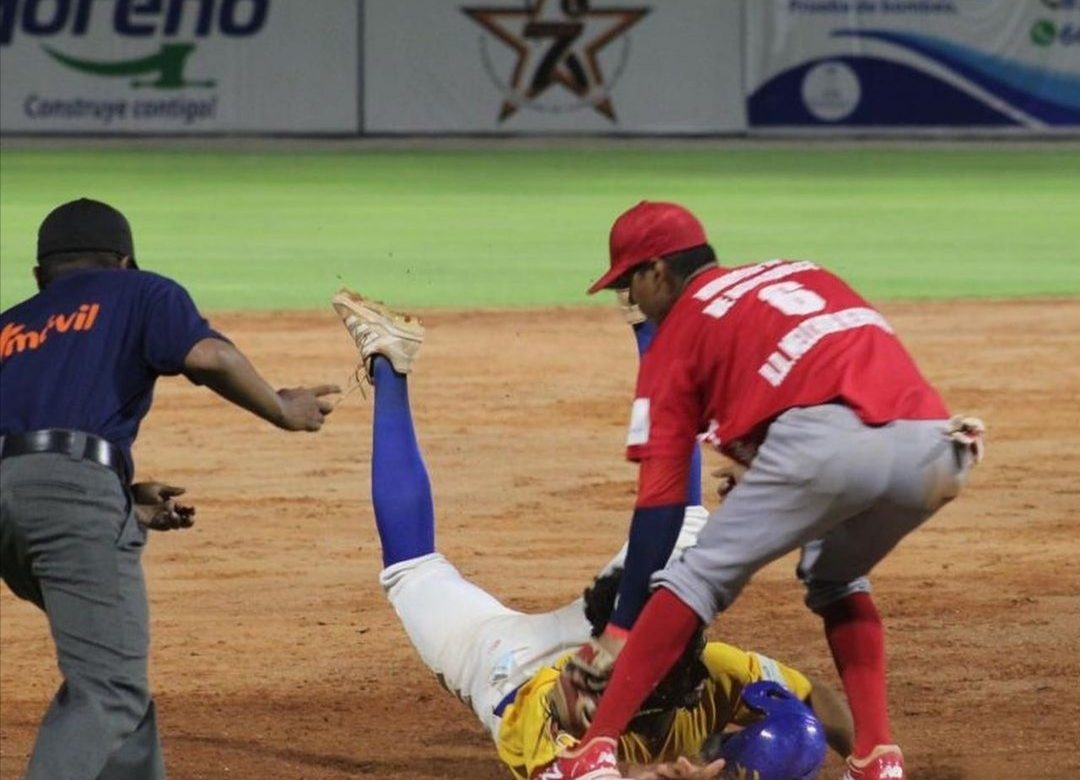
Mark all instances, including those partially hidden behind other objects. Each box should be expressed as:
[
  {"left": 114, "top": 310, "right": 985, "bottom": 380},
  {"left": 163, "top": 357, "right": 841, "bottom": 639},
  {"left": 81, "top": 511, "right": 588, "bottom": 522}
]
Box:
[
  {"left": 332, "top": 319, "right": 378, "bottom": 406},
  {"left": 332, "top": 365, "right": 369, "bottom": 408}
]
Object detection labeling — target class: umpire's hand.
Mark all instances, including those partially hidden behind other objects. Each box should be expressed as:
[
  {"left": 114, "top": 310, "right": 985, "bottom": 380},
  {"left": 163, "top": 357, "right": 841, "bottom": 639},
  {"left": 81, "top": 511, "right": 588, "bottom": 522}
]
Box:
[
  {"left": 276, "top": 385, "right": 340, "bottom": 431},
  {"left": 133, "top": 482, "right": 196, "bottom": 532}
]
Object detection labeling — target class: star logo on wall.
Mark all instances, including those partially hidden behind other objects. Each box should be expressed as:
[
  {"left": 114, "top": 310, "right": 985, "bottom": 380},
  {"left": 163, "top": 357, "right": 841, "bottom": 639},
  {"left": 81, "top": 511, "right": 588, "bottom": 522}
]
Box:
[{"left": 462, "top": 0, "right": 649, "bottom": 122}]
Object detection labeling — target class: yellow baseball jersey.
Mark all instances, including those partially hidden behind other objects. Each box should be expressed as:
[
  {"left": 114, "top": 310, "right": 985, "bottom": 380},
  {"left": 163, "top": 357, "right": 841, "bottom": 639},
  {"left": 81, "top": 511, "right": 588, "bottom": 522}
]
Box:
[{"left": 495, "top": 642, "right": 813, "bottom": 779}]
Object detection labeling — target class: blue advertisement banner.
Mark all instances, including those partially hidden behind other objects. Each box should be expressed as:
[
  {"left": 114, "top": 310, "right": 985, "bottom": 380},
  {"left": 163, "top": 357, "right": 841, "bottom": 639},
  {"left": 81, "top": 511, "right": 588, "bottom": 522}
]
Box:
[{"left": 746, "top": 0, "right": 1080, "bottom": 129}]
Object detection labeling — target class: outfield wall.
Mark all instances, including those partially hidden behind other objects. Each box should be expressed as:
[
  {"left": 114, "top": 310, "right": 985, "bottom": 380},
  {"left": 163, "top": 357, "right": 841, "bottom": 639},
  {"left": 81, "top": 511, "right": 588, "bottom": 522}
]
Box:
[{"left": 0, "top": 0, "right": 1076, "bottom": 136}]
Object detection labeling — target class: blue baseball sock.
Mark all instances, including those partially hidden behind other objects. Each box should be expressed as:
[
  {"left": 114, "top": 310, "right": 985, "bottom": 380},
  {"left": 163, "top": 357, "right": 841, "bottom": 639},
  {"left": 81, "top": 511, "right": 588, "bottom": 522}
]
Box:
[
  {"left": 371, "top": 356, "right": 435, "bottom": 567},
  {"left": 632, "top": 322, "right": 702, "bottom": 505}
]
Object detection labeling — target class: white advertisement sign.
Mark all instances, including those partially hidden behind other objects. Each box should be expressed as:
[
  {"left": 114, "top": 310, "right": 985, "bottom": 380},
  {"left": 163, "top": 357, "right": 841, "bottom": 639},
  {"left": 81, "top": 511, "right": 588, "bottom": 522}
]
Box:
[
  {"left": 364, "top": 0, "right": 746, "bottom": 134},
  {"left": 0, "top": 0, "right": 359, "bottom": 134},
  {"left": 745, "top": 0, "right": 1080, "bottom": 129}
]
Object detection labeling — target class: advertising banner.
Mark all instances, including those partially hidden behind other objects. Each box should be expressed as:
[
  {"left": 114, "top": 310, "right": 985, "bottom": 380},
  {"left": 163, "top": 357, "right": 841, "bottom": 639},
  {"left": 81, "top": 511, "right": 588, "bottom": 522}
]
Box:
[
  {"left": 746, "top": 0, "right": 1080, "bottom": 129},
  {"left": 0, "top": 0, "right": 359, "bottom": 134},
  {"left": 364, "top": 0, "right": 746, "bottom": 134}
]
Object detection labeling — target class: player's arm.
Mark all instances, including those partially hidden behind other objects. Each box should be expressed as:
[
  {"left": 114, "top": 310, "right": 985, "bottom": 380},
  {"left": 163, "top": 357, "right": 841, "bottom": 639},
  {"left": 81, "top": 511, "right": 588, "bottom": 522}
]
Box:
[
  {"left": 594, "top": 504, "right": 711, "bottom": 582},
  {"left": 607, "top": 455, "right": 690, "bottom": 633},
  {"left": 141, "top": 275, "right": 338, "bottom": 432},
  {"left": 562, "top": 455, "right": 689, "bottom": 690},
  {"left": 805, "top": 675, "right": 854, "bottom": 757}
]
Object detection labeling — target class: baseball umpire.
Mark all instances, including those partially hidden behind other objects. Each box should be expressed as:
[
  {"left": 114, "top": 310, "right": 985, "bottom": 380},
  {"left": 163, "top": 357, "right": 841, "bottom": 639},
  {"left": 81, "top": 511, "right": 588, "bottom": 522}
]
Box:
[
  {"left": 330, "top": 288, "right": 854, "bottom": 780},
  {"left": 539, "top": 201, "right": 985, "bottom": 780},
  {"left": 0, "top": 198, "right": 338, "bottom": 780}
]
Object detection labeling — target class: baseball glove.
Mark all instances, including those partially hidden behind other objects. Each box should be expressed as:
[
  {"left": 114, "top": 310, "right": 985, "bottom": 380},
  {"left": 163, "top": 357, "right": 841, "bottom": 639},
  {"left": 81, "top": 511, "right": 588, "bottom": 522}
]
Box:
[
  {"left": 946, "top": 415, "right": 986, "bottom": 464},
  {"left": 711, "top": 462, "right": 747, "bottom": 500},
  {"left": 547, "top": 640, "right": 617, "bottom": 736}
]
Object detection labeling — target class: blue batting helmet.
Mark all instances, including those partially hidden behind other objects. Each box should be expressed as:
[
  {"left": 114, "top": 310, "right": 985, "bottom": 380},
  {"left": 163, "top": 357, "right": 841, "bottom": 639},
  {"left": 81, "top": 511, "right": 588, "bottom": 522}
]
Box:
[{"left": 716, "top": 681, "right": 827, "bottom": 780}]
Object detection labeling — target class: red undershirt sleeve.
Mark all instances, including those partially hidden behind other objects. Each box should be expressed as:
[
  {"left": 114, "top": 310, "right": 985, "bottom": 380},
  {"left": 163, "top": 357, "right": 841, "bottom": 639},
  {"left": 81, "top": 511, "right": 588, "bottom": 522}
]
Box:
[{"left": 636, "top": 455, "right": 691, "bottom": 508}]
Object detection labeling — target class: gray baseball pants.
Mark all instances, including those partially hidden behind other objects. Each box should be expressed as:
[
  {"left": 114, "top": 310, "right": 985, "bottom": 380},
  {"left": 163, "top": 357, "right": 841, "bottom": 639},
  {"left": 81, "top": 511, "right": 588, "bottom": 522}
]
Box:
[
  {"left": 0, "top": 452, "right": 165, "bottom": 780},
  {"left": 656, "top": 404, "right": 973, "bottom": 619}
]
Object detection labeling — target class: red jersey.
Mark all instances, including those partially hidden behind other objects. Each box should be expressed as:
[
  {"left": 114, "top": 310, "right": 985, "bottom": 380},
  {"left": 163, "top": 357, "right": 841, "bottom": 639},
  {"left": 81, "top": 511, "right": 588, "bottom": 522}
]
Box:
[{"left": 627, "top": 261, "right": 948, "bottom": 487}]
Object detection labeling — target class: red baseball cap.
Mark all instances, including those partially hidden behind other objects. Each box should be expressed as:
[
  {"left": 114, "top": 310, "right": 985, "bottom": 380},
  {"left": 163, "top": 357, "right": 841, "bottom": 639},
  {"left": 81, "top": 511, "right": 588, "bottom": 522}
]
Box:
[{"left": 587, "top": 201, "right": 707, "bottom": 294}]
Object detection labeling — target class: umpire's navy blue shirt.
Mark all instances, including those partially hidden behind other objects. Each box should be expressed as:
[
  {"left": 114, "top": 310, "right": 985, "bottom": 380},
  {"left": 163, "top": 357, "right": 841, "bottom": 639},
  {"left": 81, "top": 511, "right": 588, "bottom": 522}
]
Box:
[{"left": 0, "top": 268, "right": 218, "bottom": 477}]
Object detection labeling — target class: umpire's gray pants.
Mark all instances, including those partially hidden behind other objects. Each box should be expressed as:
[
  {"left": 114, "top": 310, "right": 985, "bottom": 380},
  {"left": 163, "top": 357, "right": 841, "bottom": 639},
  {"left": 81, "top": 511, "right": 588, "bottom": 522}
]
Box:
[
  {"left": 0, "top": 452, "right": 165, "bottom": 780},
  {"left": 656, "top": 404, "right": 974, "bottom": 620}
]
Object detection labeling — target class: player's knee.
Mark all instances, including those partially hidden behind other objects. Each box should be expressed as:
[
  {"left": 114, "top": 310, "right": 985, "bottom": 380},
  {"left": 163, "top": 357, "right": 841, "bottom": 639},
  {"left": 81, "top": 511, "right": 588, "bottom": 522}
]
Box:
[
  {"left": 803, "top": 577, "right": 871, "bottom": 614},
  {"left": 379, "top": 551, "right": 451, "bottom": 596},
  {"left": 661, "top": 544, "right": 759, "bottom": 614},
  {"left": 63, "top": 672, "right": 152, "bottom": 737}
]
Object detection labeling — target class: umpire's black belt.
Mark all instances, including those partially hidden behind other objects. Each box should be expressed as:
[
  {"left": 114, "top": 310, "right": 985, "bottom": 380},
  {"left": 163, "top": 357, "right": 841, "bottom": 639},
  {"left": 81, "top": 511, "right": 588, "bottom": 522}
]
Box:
[{"left": 0, "top": 429, "right": 126, "bottom": 480}]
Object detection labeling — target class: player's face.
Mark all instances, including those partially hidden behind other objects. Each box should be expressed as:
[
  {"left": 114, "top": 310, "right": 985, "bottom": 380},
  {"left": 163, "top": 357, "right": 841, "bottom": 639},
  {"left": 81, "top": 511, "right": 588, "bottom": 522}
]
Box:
[{"left": 628, "top": 261, "right": 678, "bottom": 323}]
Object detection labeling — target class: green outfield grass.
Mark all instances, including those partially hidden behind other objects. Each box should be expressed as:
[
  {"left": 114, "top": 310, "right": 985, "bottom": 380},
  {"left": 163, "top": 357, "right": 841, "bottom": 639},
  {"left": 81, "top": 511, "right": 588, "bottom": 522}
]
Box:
[{"left": 1, "top": 146, "right": 1077, "bottom": 310}]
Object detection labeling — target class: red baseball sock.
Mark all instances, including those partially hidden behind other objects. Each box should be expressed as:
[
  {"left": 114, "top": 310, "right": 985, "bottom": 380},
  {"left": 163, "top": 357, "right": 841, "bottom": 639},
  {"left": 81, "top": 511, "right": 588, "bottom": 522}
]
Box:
[
  {"left": 584, "top": 588, "right": 702, "bottom": 742},
  {"left": 822, "top": 592, "right": 891, "bottom": 756}
]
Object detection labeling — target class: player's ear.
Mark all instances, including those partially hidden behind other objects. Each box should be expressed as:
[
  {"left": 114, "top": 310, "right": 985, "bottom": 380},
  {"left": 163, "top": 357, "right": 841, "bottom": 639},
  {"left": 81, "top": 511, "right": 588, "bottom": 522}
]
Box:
[
  {"left": 33, "top": 266, "right": 45, "bottom": 291},
  {"left": 119, "top": 255, "right": 134, "bottom": 270}
]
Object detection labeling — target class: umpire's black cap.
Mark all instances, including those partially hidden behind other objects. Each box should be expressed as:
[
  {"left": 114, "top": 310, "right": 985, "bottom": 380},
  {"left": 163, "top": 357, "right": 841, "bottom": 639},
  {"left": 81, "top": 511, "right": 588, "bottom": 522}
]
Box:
[{"left": 37, "top": 198, "right": 138, "bottom": 268}]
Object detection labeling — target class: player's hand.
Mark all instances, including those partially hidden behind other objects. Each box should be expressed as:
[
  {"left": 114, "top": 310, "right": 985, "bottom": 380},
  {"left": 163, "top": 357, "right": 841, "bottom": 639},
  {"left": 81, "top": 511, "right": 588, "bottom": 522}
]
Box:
[
  {"left": 566, "top": 632, "right": 622, "bottom": 693},
  {"left": 633, "top": 757, "right": 726, "bottom": 779},
  {"left": 711, "top": 463, "right": 747, "bottom": 500},
  {"left": 276, "top": 384, "right": 340, "bottom": 431},
  {"left": 132, "top": 482, "right": 195, "bottom": 532}
]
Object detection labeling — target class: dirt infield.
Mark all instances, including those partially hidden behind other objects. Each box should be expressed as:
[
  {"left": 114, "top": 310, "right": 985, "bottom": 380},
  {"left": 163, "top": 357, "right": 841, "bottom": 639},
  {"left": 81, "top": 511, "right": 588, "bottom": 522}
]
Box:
[{"left": 2, "top": 299, "right": 1078, "bottom": 780}]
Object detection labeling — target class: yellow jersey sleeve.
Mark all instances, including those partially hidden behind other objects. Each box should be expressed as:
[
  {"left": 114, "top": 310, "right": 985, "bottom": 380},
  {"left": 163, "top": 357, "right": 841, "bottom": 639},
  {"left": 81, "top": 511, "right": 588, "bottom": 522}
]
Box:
[
  {"left": 700, "top": 641, "right": 813, "bottom": 727},
  {"left": 495, "top": 657, "right": 571, "bottom": 780}
]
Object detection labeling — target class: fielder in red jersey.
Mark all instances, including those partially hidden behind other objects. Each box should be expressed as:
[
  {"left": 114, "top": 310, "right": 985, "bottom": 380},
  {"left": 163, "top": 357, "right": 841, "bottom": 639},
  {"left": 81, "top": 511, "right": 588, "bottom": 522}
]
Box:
[
  {"left": 541, "top": 202, "right": 984, "bottom": 780},
  {"left": 627, "top": 259, "right": 949, "bottom": 507}
]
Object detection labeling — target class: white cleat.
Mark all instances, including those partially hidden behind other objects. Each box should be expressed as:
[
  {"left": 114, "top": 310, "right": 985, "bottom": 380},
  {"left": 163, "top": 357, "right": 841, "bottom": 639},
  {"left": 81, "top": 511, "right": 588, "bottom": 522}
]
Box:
[{"left": 331, "top": 288, "right": 424, "bottom": 378}]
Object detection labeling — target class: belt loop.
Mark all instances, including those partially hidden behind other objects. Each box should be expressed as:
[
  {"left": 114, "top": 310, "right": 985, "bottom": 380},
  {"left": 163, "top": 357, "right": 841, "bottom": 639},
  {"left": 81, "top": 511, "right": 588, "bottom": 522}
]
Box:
[{"left": 65, "top": 431, "right": 83, "bottom": 462}]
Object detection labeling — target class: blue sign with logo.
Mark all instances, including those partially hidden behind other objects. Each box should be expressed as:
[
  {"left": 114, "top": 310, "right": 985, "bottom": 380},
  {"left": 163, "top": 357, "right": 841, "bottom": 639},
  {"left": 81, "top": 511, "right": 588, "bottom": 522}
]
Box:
[{"left": 747, "top": 0, "right": 1080, "bottom": 128}]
